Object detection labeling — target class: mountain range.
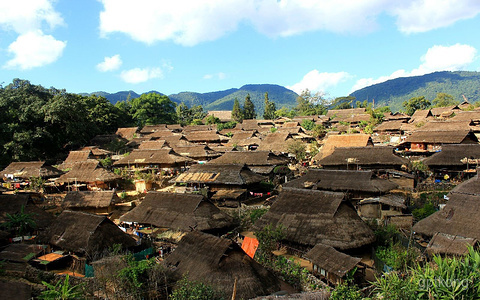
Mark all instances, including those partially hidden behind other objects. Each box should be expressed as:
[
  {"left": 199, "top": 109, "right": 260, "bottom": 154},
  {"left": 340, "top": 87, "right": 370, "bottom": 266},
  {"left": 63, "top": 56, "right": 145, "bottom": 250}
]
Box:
[{"left": 83, "top": 71, "right": 480, "bottom": 114}]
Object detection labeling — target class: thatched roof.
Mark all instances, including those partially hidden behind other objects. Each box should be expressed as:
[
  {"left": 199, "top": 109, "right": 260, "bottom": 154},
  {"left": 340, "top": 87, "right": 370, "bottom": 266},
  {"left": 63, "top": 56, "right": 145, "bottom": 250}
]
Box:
[
  {"left": 39, "top": 210, "right": 136, "bottom": 255},
  {"left": 414, "top": 120, "right": 472, "bottom": 132},
  {"left": 423, "top": 144, "right": 480, "bottom": 167},
  {"left": 58, "top": 150, "right": 92, "bottom": 169},
  {"left": 164, "top": 231, "right": 285, "bottom": 299},
  {"left": 1, "top": 161, "right": 62, "bottom": 179},
  {"left": 409, "top": 109, "right": 432, "bottom": 123},
  {"left": 359, "top": 194, "right": 406, "bottom": 209},
  {"left": 304, "top": 244, "right": 361, "bottom": 277},
  {"left": 171, "top": 145, "right": 221, "bottom": 160},
  {"left": 140, "top": 124, "right": 167, "bottom": 134},
  {"left": 226, "top": 131, "right": 259, "bottom": 146},
  {"left": 314, "top": 134, "right": 373, "bottom": 160},
  {"left": 430, "top": 105, "right": 459, "bottom": 117},
  {"left": 113, "top": 149, "right": 192, "bottom": 166},
  {"left": 315, "top": 147, "right": 408, "bottom": 167},
  {"left": 451, "top": 110, "right": 480, "bottom": 122},
  {"left": 404, "top": 130, "right": 478, "bottom": 144},
  {"left": 326, "top": 108, "right": 366, "bottom": 120},
  {"left": 185, "top": 130, "right": 228, "bottom": 143},
  {"left": 62, "top": 191, "right": 117, "bottom": 209},
  {"left": 236, "top": 119, "right": 261, "bottom": 131},
  {"left": 413, "top": 176, "right": 480, "bottom": 240},
  {"left": 138, "top": 139, "right": 168, "bottom": 150},
  {"left": 0, "top": 280, "right": 32, "bottom": 300},
  {"left": 209, "top": 151, "right": 287, "bottom": 168},
  {"left": 257, "top": 131, "right": 291, "bottom": 153},
  {"left": 206, "top": 110, "right": 232, "bottom": 122},
  {"left": 426, "top": 232, "right": 477, "bottom": 256},
  {"left": 80, "top": 146, "right": 112, "bottom": 157},
  {"left": 56, "top": 160, "right": 120, "bottom": 183},
  {"left": 148, "top": 129, "right": 177, "bottom": 139},
  {"left": 174, "top": 164, "right": 265, "bottom": 185},
  {"left": 0, "top": 194, "right": 53, "bottom": 228},
  {"left": 119, "top": 192, "right": 233, "bottom": 232},
  {"left": 383, "top": 112, "right": 410, "bottom": 121},
  {"left": 116, "top": 127, "right": 139, "bottom": 140},
  {"left": 0, "top": 243, "right": 45, "bottom": 263},
  {"left": 211, "top": 189, "right": 247, "bottom": 200},
  {"left": 254, "top": 188, "right": 375, "bottom": 249},
  {"left": 183, "top": 124, "right": 217, "bottom": 132},
  {"left": 374, "top": 120, "right": 406, "bottom": 132},
  {"left": 283, "top": 169, "right": 397, "bottom": 193}
]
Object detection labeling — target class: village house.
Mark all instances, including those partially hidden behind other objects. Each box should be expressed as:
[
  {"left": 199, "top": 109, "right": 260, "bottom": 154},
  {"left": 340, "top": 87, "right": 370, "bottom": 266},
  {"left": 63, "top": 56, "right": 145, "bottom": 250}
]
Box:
[
  {"left": 113, "top": 148, "right": 192, "bottom": 171},
  {"left": 57, "top": 150, "right": 97, "bottom": 170},
  {"left": 116, "top": 127, "right": 140, "bottom": 140},
  {"left": 423, "top": 144, "right": 480, "bottom": 180},
  {"left": 164, "top": 231, "right": 289, "bottom": 299},
  {"left": 205, "top": 110, "right": 233, "bottom": 123},
  {"left": 313, "top": 134, "right": 373, "bottom": 161},
  {"left": 119, "top": 192, "right": 233, "bottom": 234},
  {"left": 224, "top": 130, "right": 262, "bottom": 150},
  {"left": 61, "top": 190, "right": 118, "bottom": 215},
  {"left": 357, "top": 194, "right": 411, "bottom": 228},
  {"left": 55, "top": 160, "right": 120, "bottom": 190},
  {"left": 1, "top": 161, "right": 63, "bottom": 189},
  {"left": 170, "top": 144, "right": 222, "bottom": 162},
  {"left": 254, "top": 187, "right": 375, "bottom": 251},
  {"left": 208, "top": 150, "right": 289, "bottom": 176},
  {"left": 257, "top": 131, "right": 293, "bottom": 153},
  {"left": 184, "top": 130, "right": 229, "bottom": 144},
  {"left": 326, "top": 108, "right": 370, "bottom": 126},
  {"left": 399, "top": 129, "right": 478, "bottom": 153}
]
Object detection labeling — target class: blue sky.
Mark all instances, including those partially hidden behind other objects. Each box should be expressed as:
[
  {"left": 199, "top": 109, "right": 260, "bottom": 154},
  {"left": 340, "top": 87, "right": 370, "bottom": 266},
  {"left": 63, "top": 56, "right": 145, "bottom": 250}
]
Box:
[{"left": 1, "top": 0, "right": 480, "bottom": 100}]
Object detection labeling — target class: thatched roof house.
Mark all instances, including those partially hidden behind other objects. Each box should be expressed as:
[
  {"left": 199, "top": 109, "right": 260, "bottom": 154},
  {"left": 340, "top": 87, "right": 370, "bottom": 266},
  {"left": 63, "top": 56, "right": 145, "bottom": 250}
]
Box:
[
  {"left": 409, "top": 109, "right": 433, "bottom": 124},
  {"left": 402, "top": 130, "right": 478, "bottom": 152},
  {"left": 209, "top": 151, "right": 288, "bottom": 175},
  {"left": 315, "top": 147, "right": 408, "bottom": 170},
  {"left": 139, "top": 124, "right": 167, "bottom": 135},
  {"left": 314, "top": 134, "right": 373, "bottom": 160},
  {"left": 170, "top": 145, "right": 221, "bottom": 161},
  {"left": 236, "top": 119, "right": 261, "bottom": 131},
  {"left": 0, "top": 194, "right": 53, "bottom": 229},
  {"left": 164, "top": 231, "right": 287, "bottom": 299},
  {"left": 183, "top": 124, "right": 216, "bottom": 132},
  {"left": 113, "top": 149, "right": 192, "bottom": 168},
  {"left": 173, "top": 164, "right": 265, "bottom": 190},
  {"left": 426, "top": 232, "right": 478, "bottom": 256},
  {"left": 283, "top": 169, "right": 398, "bottom": 194},
  {"left": 58, "top": 150, "right": 94, "bottom": 170},
  {"left": 62, "top": 191, "right": 118, "bottom": 214},
  {"left": 56, "top": 160, "right": 120, "bottom": 187},
  {"left": 423, "top": 144, "right": 480, "bottom": 170},
  {"left": 137, "top": 139, "right": 168, "bottom": 150},
  {"left": 254, "top": 188, "right": 375, "bottom": 250},
  {"left": 1, "top": 161, "right": 62, "bottom": 180},
  {"left": 257, "top": 131, "right": 291, "bottom": 153},
  {"left": 413, "top": 175, "right": 480, "bottom": 242},
  {"left": 451, "top": 110, "right": 480, "bottom": 124},
  {"left": 206, "top": 110, "right": 233, "bottom": 122},
  {"left": 326, "top": 108, "right": 369, "bottom": 124},
  {"left": 305, "top": 243, "right": 361, "bottom": 284},
  {"left": 39, "top": 210, "right": 136, "bottom": 256},
  {"left": 430, "top": 105, "right": 460, "bottom": 117},
  {"left": 116, "top": 127, "right": 140, "bottom": 140},
  {"left": 184, "top": 130, "right": 228, "bottom": 143},
  {"left": 119, "top": 192, "right": 233, "bottom": 233},
  {"left": 374, "top": 120, "right": 407, "bottom": 133}
]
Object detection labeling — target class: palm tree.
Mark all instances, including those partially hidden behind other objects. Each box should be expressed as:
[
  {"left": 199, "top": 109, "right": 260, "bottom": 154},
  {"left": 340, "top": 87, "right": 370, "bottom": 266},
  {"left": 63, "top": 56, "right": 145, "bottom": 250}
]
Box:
[{"left": 1, "top": 205, "right": 37, "bottom": 238}]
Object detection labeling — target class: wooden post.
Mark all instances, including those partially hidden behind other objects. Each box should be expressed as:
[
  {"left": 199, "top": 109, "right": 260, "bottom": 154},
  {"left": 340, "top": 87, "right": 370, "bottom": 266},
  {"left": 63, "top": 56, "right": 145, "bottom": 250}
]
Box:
[{"left": 231, "top": 277, "right": 237, "bottom": 300}]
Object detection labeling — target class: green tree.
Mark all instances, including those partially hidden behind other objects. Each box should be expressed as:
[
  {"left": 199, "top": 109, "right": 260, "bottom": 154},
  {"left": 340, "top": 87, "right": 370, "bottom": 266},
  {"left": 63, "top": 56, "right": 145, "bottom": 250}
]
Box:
[
  {"left": 263, "top": 92, "right": 277, "bottom": 120},
  {"left": 296, "top": 89, "right": 329, "bottom": 115},
  {"left": 301, "top": 119, "right": 315, "bottom": 131},
  {"left": 1, "top": 205, "right": 36, "bottom": 237},
  {"left": 170, "top": 275, "right": 223, "bottom": 300},
  {"left": 40, "top": 275, "right": 85, "bottom": 300},
  {"left": 402, "top": 96, "right": 431, "bottom": 115},
  {"left": 287, "top": 140, "right": 307, "bottom": 161},
  {"left": 432, "top": 92, "right": 458, "bottom": 107},
  {"left": 176, "top": 102, "right": 206, "bottom": 126},
  {"left": 243, "top": 94, "right": 256, "bottom": 119},
  {"left": 231, "top": 98, "right": 243, "bottom": 122},
  {"left": 331, "top": 96, "right": 356, "bottom": 110},
  {"left": 275, "top": 106, "right": 296, "bottom": 118},
  {"left": 130, "top": 93, "right": 177, "bottom": 126},
  {"left": 204, "top": 115, "right": 220, "bottom": 125}
]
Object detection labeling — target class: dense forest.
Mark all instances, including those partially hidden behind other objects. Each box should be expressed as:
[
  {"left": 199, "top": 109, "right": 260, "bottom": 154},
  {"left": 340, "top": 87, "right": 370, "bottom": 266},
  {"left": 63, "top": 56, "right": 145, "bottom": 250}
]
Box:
[{"left": 350, "top": 71, "right": 480, "bottom": 112}]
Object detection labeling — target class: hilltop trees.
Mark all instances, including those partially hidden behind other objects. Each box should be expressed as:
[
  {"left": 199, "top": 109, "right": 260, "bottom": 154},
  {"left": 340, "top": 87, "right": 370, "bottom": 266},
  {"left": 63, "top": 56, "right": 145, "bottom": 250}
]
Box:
[
  {"left": 402, "top": 96, "right": 431, "bottom": 115},
  {"left": 432, "top": 92, "right": 458, "bottom": 107},
  {"left": 263, "top": 92, "right": 276, "bottom": 120}
]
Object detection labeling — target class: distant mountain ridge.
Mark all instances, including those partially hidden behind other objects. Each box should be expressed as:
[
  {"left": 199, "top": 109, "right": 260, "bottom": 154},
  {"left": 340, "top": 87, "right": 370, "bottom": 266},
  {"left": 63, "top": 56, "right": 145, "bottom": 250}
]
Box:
[
  {"left": 350, "top": 71, "right": 480, "bottom": 112},
  {"left": 82, "top": 84, "right": 299, "bottom": 114}
]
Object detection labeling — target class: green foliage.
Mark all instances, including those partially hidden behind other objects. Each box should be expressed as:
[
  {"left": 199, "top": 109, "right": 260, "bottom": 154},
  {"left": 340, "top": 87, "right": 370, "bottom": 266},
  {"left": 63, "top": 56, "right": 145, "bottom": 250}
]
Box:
[
  {"left": 309, "top": 140, "right": 319, "bottom": 157},
  {"left": 243, "top": 94, "right": 256, "bottom": 119},
  {"left": 275, "top": 106, "right": 296, "bottom": 118},
  {"left": 376, "top": 243, "right": 419, "bottom": 271},
  {"left": 176, "top": 102, "right": 206, "bottom": 126},
  {"left": 311, "top": 124, "right": 326, "bottom": 138},
  {"left": 300, "top": 119, "right": 315, "bottom": 130},
  {"left": 216, "top": 121, "right": 236, "bottom": 131},
  {"left": 374, "top": 224, "right": 399, "bottom": 248},
  {"left": 273, "top": 165, "right": 290, "bottom": 175},
  {"left": 270, "top": 127, "right": 277, "bottom": 133},
  {"left": 402, "top": 96, "right": 431, "bottom": 115},
  {"left": 1, "top": 205, "right": 36, "bottom": 237},
  {"left": 231, "top": 98, "right": 243, "bottom": 122},
  {"left": 254, "top": 224, "right": 286, "bottom": 263},
  {"left": 331, "top": 96, "right": 355, "bottom": 110},
  {"left": 204, "top": 115, "right": 220, "bottom": 125},
  {"left": 99, "top": 156, "right": 113, "bottom": 167},
  {"left": 272, "top": 256, "right": 309, "bottom": 289},
  {"left": 40, "top": 275, "right": 85, "bottom": 300},
  {"left": 330, "top": 281, "right": 362, "bottom": 300},
  {"left": 263, "top": 92, "right": 277, "bottom": 120},
  {"left": 250, "top": 208, "right": 268, "bottom": 224},
  {"left": 287, "top": 140, "right": 307, "bottom": 161},
  {"left": 29, "top": 176, "right": 46, "bottom": 192},
  {"left": 170, "top": 275, "right": 224, "bottom": 300},
  {"left": 410, "top": 160, "right": 430, "bottom": 173},
  {"left": 130, "top": 93, "right": 177, "bottom": 126},
  {"left": 295, "top": 89, "right": 328, "bottom": 116},
  {"left": 373, "top": 271, "right": 417, "bottom": 300},
  {"left": 432, "top": 92, "right": 459, "bottom": 108},
  {"left": 412, "top": 202, "right": 437, "bottom": 220},
  {"left": 117, "top": 255, "right": 156, "bottom": 294}
]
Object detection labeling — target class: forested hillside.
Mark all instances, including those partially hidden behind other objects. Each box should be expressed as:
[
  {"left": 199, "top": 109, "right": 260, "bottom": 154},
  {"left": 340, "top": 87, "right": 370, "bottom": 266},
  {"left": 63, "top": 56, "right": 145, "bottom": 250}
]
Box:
[{"left": 350, "top": 71, "right": 480, "bottom": 112}]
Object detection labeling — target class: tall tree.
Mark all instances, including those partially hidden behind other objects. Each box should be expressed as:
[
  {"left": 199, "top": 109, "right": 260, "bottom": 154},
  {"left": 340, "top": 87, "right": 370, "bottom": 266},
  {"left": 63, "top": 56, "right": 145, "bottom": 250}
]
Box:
[
  {"left": 263, "top": 92, "right": 276, "bottom": 120},
  {"left": 130, "top": 93, "right": 177, "bottom": 126},
  {"left": 232, "top": 98, "right": 243, "bottom": 123},
  {"left": 402, "top": 96, "right": 431, "bottom": 115},
  {"left": 296, "top": 89, "right": 329, "bottom": 116},
  {"left": 243, "top": 94, "right": 256, "bottom": 119},
  {"left": 432, "top": 93, "right": 458, "bottom": 107}
]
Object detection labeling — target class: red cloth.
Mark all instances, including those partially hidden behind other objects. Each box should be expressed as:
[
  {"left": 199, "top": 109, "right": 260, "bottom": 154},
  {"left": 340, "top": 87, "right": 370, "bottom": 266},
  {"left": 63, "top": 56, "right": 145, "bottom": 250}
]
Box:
[{"left": 241, "top": 236, "right": 259, "bottom": 259}]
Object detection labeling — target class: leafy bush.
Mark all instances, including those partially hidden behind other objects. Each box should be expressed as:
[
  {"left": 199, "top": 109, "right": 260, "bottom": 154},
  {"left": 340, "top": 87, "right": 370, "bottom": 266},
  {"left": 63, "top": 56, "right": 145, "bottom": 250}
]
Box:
[
  {"left": 250, "top": 208, "right": 268, "bottom": 224},
  {"left": 375, "top": 244, "right": 418, "bottom": 271},
  {"left": 412, "top": 202, "right": 437, "bottom": 220},
  {"left": 301, "top": 119, "right": 315, "bottom": 130},
  {"left": 330, "top": 282, "right": 362, "bottom": 300},
  {"left": 40, "top": 275, "right": 85, "bottom": 300},
  {"left": 171, "top": 275, "right": 224, "bottom": 300}
]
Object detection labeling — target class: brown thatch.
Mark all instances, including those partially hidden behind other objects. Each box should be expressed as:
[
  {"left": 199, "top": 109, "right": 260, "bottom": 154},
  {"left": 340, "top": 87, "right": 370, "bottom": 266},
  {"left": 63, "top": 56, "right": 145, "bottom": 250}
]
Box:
[
  {"left": 211, "top": 189, "right": 247, "bottom": 200},
  {"left": 56, "top": 161, "right": 120, "bottom": 183},
  {"left": 62, "top": 191, "right": 118, "bottom": 210},
  {"left": 58, "top": 150, "right": 92, "bottom": 169},
  {"left": 236, "top": 119, "right": 261, "bottom": 131},
  {"left": 304, "top": 244, "right": 361, "bottom": 277},
  {"left": 38, "top": 210, "right": 136, "bottom": 255},
  {"left": 140, "top": 124, "right": 167, "bottom": 134},
  {"left": 404, "top": 130, "right": 478, "bottom": 144},
  {"left": 164, "top": 231, "right": 285, "bottom": 299},
  {"left": 183, "top": 124, "right": 217, "bottom": 132},
  {"left": 359, "top": 194, "right": 406, "bottom": 209},
  {"left": 1, "top": 161, "right": 63, "bottom": 179},
  {"left": 426, "top": 232, "right": 478, "bottom": 256},
  {"left": 185, "top": 130, "right": 228, "bottom": 143},
  {"left": 138, "top": 139, "right": 168, "bottom": 150},
  {"left": 0, "top": 243, "right": 45, "bottom": 263},
  {"left": 226, "top": 131, "right": 258, "bottom": 146},
  {"left": 326, "top": 108, "right": 366, "bottom": 121},
  {"left": 374, "top": 120, "right": 406, "bottom": 132},
  {"left": 0, "top": 194, "right": 53, "bottom": 228},
  {"left": 430, "top": 105, "right": 459, "bottom": 117},
  {"left": 315, "top": 147, "right": 408, "bottom": 168},
  {"left": 116, "top": 127, "right": 139, "bottom": 140},
  {"left": 257, "top": 131, "right": 291, "bottom": 153},
  {"left": 0, "top": 280, "right": 32, "bottom": 300},
  {"left": 283, "top": 169, "right": 398, "bottom": 193},
  {"left": 314, "top": 134, "right": 373, "bottom": 160},
  {"left": 451, "top": 110, "right": 480, "bottom": 122},
  {"left": 209, "top": 151, "right": 287, "bottom": 174},
  {"left": 174, "top": 164, "right": 265, "bottom": 186},
  {"left": 423, "top": 144, "right": 480, "bottom": 167},
  {"left": 254, "top": 188, "right": 375, "bottom": 249},
  {"left": 413, "top": 176, "right": 480, "bottom": 240},
  {"left": 171, "top": 145, "right": 221, "bottom": 160},
  {"left": 148, "top": 129, "right": 177, "bottom": 139},
  {"left": 120, "top": 192, "right": 233, "bottom": 232},
  {"left": 206, "top": 110, "right": 232, "bottom": 122},
  {"left": 113, "top": 149, "right": 192, "bottom": 166},
  {"left": 383, "top": 112, "right": 410, "bottom": 121},
  {"left": 414, "top": 120, "right": 472, "bottom": 132},
  {"left": 409, "top": 109, "right": 433, "bottom": 123}
]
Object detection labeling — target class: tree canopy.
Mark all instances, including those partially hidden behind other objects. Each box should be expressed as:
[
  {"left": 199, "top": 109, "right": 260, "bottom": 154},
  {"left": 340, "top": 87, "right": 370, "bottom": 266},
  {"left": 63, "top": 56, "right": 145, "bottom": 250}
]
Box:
[
  {"left": 402, "top": 96, "right": 431, "bottom": 116},
  {"left": 130, "top": 93, "right": 177, "bottom": 126},
  {"left": 243, "top": 94, "right": 256, "bottom": 119},
  {"left": 263, "top": 92, "right": 276, "bottom": 120}
]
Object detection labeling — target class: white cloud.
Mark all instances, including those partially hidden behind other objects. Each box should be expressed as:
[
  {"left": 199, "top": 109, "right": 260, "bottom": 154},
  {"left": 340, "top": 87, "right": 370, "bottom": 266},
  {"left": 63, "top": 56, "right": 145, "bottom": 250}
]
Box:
[
  {"left": 288, "top": 70, "right": 351, "bottom": 94},
  {"left": 203, "top": 72, "right": 227, "bottom": 80},
  {"left": 99, "top": 1, "right": 480, "bottom": 46},
  {"left": 391, "top": 0, "right": 480, "bottom": 33},
  {"left": 4, "top": 30, "right": 66, "bottom": 70},
  {"left": 120, "top": 67, "right": 163, "bottom": 84},
  {"left": 0, "top": 0, "right": 63, "bottom": 34},
  {"left": 352, "top": 43, "right": 477, "bottom": 91},
  {"left": 97, "top": 54, "right": 122, "bottom": 72}
]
